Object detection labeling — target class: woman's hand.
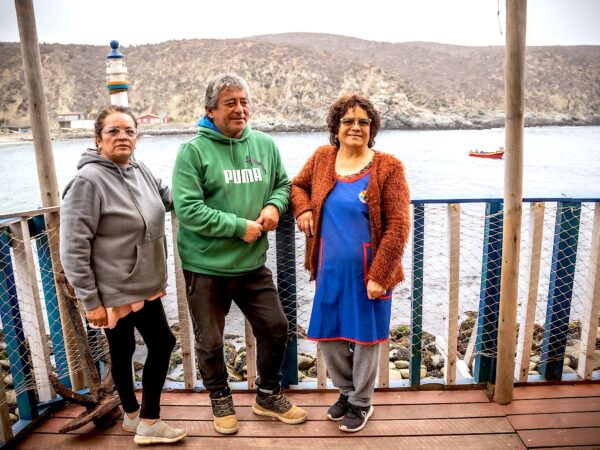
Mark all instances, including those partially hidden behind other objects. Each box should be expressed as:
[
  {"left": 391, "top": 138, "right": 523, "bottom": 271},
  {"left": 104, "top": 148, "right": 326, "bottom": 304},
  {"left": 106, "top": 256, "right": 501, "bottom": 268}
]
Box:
[
  {"left": 86, "top": 305, "right": 108, "bottom": 327},
  {"left": 366, "top": 279, "right": 386, "bottom": 299},
  {"left": 296, "top": 211, "right": 314, "bottom": 237}
]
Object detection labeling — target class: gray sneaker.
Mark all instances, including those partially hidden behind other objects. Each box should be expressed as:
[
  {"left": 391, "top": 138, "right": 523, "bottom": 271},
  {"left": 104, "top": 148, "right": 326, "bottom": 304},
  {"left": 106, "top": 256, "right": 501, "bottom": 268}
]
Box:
[
  {"left": 327, "top": 394, "right": 349, "bottom": 421},
  {"left": 133, "top": 419, "right": 187, "bottom": 445},
  {"left": 339, "top": 404, "right": 374, "bottom": 433}
]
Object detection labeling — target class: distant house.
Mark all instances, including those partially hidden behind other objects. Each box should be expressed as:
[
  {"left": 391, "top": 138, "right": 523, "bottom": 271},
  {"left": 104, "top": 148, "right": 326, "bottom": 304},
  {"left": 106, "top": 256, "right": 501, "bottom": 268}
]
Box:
[
  {"left": 57, "top": 112, "right": 94, "bottom": 129},
  {"left": 137, "top": 114, "right": 168, "bottom": 125}
]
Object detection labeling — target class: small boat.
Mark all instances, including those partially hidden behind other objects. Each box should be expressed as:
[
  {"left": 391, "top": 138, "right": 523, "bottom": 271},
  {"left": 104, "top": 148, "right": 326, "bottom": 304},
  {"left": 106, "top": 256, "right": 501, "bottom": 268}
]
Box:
[{"left": 468, "top": 147, "right": 505, "bottom": 159}]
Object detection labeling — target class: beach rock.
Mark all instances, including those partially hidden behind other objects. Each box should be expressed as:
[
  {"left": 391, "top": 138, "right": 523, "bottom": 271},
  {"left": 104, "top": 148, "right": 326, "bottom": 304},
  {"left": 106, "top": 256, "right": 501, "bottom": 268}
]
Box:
[
  {"left": 389, "top": 362, "right": 396, "bottom": 370},
  {"left": 400, "top": 369, "right": 410, "bottom": 379},
  {"left": 306, "top": 365, "right": 318, "bottom": 378},
  {"left": 0, "top": 359, "right": 10, "bottom": 370},
  {"left": 226, "top": 364, "right": 243, "bottom": 382},
  {"left": 3, "top": 374, "right": 13, "bottom": 388},
  {"left": 529, "top": 371, "right": 539, "bottom": 375},
  {"left": 389, "top": 369, "right": 403, "bottom": 381},
  {"left": 530, "top": 355, "right": 540, "bottom": 364},
  {"left": 430, "top": 354, "right": 445, "bottom": 369},
  {"left": 395, "top": 360, "right": 409, "bottom": 370},
  {"left": 234, "top": 351, "right": 247, "bottom": 374},
  {"left": 562, "top": 366, "right": 576, "bottom": 374},
  {"left": 390, "top": 325, "right": 410, "bottom": 341},
  {"left": 6, "top": 390, "right": 16, "bottom": 406},
  {"left": 298, "top": 354, "right": 314, "bottom": 370},
  {"left": 529, "top": 362, "right": 537, "bottom": 372}
]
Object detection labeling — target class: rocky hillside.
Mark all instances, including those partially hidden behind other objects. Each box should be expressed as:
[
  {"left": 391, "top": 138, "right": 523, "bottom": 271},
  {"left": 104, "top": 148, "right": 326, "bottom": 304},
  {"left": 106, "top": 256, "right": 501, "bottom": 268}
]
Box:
[{"left": 1, "top": 33, "right": 599, "bottom": 129}]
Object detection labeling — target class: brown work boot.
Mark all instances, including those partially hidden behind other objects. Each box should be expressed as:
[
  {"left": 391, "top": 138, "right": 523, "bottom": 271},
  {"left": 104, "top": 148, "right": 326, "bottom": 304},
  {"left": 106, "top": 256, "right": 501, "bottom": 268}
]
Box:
[
  {"left": 210, "top": 389, "right": 239, "bottom": 434},
  {"left": 252, "top": 386, "right": 307, "bottom": 424}
]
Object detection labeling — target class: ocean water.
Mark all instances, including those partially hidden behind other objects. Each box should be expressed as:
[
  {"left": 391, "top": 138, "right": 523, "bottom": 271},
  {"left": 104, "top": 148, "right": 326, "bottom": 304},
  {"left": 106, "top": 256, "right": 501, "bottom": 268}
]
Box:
[{"left": 1, "top": 125, "right": 599, "bottom": 215}]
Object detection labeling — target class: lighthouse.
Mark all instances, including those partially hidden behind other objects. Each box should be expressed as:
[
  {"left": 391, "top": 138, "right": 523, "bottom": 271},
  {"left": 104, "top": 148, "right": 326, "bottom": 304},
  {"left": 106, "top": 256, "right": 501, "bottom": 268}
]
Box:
[{"left": 106, "top": 40, "right": 129, "bottom": 107}]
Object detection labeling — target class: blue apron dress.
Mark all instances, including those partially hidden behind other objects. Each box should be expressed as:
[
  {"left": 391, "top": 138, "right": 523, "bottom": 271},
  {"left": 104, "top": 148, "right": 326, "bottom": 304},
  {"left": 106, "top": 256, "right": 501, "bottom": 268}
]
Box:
[{"left": 307, "top": 171, "right": 392, "bottom": 345}]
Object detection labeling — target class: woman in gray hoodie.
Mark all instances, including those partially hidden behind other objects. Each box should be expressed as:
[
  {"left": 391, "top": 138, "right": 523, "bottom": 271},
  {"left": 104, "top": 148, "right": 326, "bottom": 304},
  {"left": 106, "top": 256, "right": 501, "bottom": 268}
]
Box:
[{"left": 60, "top": 105, "right": 187, "bottom": 445}]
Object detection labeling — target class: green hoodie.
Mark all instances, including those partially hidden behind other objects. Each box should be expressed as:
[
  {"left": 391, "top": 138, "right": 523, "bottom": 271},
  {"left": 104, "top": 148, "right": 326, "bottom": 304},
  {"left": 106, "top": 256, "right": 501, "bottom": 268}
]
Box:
[{"left": 172, "top": 125, "right": 290, "bottom": 275}]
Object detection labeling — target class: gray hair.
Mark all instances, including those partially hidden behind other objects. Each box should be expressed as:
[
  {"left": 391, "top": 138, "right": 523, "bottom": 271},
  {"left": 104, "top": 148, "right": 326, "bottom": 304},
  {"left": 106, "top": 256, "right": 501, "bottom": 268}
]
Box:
[{"left": 204, "top": 73, "right": 251, "bottom": 109}]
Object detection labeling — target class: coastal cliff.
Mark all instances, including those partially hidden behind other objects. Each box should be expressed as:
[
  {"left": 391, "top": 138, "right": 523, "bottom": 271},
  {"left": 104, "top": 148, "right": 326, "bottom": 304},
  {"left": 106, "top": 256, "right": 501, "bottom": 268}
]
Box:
[{"left": 1, "top": 33, "right": 599, "bottom": 130}]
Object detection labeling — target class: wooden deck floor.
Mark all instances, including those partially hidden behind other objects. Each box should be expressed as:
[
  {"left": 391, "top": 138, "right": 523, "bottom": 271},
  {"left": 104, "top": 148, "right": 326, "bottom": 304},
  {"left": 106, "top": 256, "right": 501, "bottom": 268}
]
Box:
[{"left": 14, "top": 383, "right": 600, "bottom": 449}]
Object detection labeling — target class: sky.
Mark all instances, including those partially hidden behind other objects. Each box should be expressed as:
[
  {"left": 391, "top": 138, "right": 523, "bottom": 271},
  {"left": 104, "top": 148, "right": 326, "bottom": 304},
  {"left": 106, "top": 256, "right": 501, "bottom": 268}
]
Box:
[{"left": 1, "top": 0, "right": 599, "bottom": 47}]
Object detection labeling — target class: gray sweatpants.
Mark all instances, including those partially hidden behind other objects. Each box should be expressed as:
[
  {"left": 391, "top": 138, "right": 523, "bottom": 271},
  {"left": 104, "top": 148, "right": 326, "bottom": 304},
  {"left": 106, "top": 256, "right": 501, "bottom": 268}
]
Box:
[{"left": 319, "top": 340, "right": 380, "bottom": 407}]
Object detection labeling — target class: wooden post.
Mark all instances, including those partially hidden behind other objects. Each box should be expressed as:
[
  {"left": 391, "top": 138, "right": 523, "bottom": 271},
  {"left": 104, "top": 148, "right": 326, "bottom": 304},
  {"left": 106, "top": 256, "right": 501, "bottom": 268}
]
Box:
[
  {"left": 244, "top": 320, "right": 257, "bottom": 389},
  {"left": 515, "top": 202, "right": 544, "bottom": 382},
  {"left": 494, "top": 0, "right": 527, "bottom": 405},
  {"left": 14, "top": 0, "right": 84, "bottom": 389},
  {"left": 445, "top": 203, "right": 460, "bottom": 385},
  {"left": 378, "top": 340, "right": 389, "bottom": 388},
  {"left": 170, "top": 213, "right": 197, "bottom": 389},
  {"left": 9, "top": 220, "right": 54, "bottom": 402},
  {"left": 578, "top": 203, "right": 600, "bottom": 380}
]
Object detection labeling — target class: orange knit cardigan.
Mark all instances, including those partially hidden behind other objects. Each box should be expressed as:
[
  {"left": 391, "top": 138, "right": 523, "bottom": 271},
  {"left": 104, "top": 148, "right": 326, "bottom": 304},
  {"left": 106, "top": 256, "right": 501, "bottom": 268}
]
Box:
[{"left": 291, "top": 145, "right": 411, "bottom": 290}]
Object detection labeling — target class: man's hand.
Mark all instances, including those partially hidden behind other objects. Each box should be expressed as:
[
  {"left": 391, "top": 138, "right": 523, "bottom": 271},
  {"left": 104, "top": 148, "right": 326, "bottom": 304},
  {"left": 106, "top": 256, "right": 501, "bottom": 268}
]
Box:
[
  {"left": 366, "top": 279, "right": 386, "bottom": 299},
  {"left": 86, "top": 305, "right": 108, "bottom": 327},
  {"left": 256, "top": 205, "right": 280, "bottom": 232},
  {"left": 243, "top": 220, "right": 263, "bottom": 242},
  {"left": 296, "top": 210, "right": 314, "bottom": 237}
]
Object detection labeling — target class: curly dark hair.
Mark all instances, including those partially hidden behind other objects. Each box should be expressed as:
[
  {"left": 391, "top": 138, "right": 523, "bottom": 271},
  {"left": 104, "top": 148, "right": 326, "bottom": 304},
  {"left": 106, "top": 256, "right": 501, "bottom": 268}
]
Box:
[
  {"left": 94, "top": 105, "right": 137, "bottom": 141},
  {"left": 326, "top": 94, "right": 381, "bottom": 149}
]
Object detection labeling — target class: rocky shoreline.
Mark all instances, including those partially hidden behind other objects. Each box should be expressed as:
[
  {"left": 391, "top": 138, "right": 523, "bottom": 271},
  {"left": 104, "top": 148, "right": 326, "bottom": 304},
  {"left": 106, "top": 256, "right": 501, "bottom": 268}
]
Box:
[{"left": 2, "top": 114, "right": 599, "bottom": 146}]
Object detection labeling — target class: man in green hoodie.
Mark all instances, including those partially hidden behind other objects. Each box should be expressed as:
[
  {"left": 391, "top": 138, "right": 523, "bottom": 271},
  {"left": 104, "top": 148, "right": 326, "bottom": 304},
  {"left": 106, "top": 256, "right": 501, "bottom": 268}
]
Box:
[{"left": 172, "top": 73, "right": 307, "bottom": 435}]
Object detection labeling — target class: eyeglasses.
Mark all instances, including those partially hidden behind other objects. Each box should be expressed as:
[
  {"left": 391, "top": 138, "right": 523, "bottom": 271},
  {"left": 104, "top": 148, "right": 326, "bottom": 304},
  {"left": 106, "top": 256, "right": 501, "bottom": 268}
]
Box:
[
  {"left": 340, "top": 117, "right": 371, "bottom": 128},
  {"left": 103, "top": 127, "right": 138, "bottom": 138}
]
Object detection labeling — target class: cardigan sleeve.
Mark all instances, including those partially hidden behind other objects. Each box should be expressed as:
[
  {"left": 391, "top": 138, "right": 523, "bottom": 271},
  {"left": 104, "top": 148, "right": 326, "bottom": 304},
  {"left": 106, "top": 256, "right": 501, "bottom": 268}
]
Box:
[
  {"left": 367, "top": 159, "right": 411, "bottom": 289},
  {"left": 290, "top": 151, "right": 316, "bottom": 218}
]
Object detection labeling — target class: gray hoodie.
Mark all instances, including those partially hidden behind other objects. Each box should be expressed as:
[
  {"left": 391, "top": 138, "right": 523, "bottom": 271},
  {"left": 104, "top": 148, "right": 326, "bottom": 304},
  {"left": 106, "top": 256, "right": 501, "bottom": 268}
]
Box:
[{"left": 60, "top": 149, "right": 172, "bottom": 311}]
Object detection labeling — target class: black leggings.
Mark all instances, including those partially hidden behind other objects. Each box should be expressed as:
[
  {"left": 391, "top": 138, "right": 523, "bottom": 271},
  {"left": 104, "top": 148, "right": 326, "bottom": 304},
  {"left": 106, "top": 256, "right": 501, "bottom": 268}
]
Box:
[{"left": 104, "top": 299, "right": 175, "bottom": 419}]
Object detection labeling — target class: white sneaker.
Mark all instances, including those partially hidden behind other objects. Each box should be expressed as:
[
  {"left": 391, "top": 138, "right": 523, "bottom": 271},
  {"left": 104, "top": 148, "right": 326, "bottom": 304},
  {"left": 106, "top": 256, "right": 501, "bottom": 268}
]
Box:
[
  {"left": 134, "top": 419, "right": 187, "bottom": 445},
  {"left": 122, "top": 411, "right": 140, "bottom": 433}
]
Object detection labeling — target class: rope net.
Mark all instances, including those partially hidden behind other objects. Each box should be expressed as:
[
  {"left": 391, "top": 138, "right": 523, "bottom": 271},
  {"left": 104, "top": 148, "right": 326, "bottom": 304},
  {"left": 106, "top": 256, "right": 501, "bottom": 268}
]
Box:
[{"left": 0, "top": 201, "right": 598, "bottom": 423}]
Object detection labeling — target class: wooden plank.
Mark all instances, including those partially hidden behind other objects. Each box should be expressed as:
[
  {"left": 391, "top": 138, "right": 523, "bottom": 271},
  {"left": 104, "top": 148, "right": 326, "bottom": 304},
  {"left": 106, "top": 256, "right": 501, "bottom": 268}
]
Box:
[
  {"left": 244, "top": 319, "right": 257, "bottom": 389},
  {"left": 446, "top": 203, "right": 460, "bottom": 385},
  {"left": 15, "top": 434, "right": 527, "bottom": 450},
  {"left": 170, "top": 213, "right": 197, "bottom": 389},
  {"left": 500, "top": 397, "right": 600, "bottom": 414},
  {"left": 0, "top": 206, "right": 60, "bottom": 221},
  {"left": 512, "top": 384, "right": 600, "bottom": 400},
  {"left": 157, "top": 389, "right": 492, "bottom": 406},
  {"left": 508, "top": 411, "right": 600, "bottom": 430},
  {"left": 578, "top": 203, "right": 600, "bottom": 380},
  {"left": 518, "top": 428, "right": 600, "bottom": 448},
  {"left": 378, "top": 340, "right": 389, "bottom": 388},
  {"left": 316, "top": 344, "right": 328, "bottom": 389},
  {"left": 10, "top": 220, "right": 54, "bottom": 402},
  {"left": 54, "top": 401, "right": 509, "bottom": 421},
  {"left": 35, "top": 416, "right": 516, "bottom": 437},
  {"left": 516, "top": 202, "right": 545, "bottom": 382}
]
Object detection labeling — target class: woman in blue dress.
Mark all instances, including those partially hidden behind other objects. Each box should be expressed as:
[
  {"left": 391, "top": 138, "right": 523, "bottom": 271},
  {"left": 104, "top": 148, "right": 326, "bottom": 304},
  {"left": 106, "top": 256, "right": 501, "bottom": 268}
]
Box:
[{"left": 291, "top": 95, "right": 411, "bottom": 432}]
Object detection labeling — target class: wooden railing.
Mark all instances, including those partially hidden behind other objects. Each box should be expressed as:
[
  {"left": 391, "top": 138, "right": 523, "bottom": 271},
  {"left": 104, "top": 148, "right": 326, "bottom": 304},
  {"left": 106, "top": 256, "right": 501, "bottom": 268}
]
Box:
[{"left": 1, "top": 198, "right": 599, "bottom": 446}]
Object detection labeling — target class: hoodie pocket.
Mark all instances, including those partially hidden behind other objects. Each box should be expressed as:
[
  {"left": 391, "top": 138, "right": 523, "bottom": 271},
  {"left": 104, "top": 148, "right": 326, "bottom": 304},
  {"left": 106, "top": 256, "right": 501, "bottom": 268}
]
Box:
[{"left": 122, "top": 235, "right": 168, "bottom": 294}]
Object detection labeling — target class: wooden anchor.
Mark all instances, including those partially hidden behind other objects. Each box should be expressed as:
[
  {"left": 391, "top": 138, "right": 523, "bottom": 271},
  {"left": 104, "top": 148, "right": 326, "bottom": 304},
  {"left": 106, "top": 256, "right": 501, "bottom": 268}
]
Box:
[{"left": 49, "top": 272, "right": 121, "bottom": 433}]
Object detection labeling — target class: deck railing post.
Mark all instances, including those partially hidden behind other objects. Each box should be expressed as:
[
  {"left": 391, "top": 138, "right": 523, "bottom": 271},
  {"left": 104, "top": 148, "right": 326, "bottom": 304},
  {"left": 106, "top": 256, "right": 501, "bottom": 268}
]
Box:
[
  {"left": 276, "top": 210, "right": 298, "bottom": 388},
  {"left": 29, "top": 216, "right": 71, "bottom": 387},
  {"left": 410, "top": 203, "right": 425, "bottom": 387},
  {"left": 540, "top": 202, "right": 581, "bottom": 381},
  {"left": 473, "top": 201, "right": 503, "bottom": 384},
  {"left": 0, "top": 230, "right": 38, "bottom": 420},
  {"left": 578, "top": 202, "right": 600, "bottom": 380}
]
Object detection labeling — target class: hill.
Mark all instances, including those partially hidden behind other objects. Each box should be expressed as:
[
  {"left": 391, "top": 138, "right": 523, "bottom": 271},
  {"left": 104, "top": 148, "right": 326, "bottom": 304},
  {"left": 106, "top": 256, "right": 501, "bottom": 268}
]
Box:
[{"left": 1, "top": 33, "right": 599, "bottom": 129}]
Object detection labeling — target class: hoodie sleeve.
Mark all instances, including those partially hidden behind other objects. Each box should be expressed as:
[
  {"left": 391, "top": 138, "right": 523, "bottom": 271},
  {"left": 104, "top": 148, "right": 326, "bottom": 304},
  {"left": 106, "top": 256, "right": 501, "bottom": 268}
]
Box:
[
  {"left": 60, "top": 176, "right": 103, "bottom": 311},
  {"left": 173, "top": 142, "right": 247, "bottom": 238},
  {"left": 137, "top": 160, "right": 173, "bottom": 211},
  {"left": 265, "top": 143, "right": 291, "bottom": 214}
]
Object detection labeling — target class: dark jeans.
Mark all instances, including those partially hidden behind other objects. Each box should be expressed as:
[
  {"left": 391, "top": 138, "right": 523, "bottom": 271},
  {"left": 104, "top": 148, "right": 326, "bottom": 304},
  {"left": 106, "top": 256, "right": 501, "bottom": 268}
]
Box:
[
  {"left": 184, "top": 265, "right": 289, "bottom": 394},
  {"left": 104, "top": 299, "right": 176, "bottom": 419}
]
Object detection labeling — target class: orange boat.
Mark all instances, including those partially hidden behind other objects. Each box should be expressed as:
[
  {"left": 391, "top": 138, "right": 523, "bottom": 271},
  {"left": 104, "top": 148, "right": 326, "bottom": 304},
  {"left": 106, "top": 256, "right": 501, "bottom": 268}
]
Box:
[{"left": 468, "top": 147, "right": 505, "bottom": 159}]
